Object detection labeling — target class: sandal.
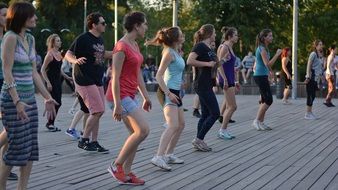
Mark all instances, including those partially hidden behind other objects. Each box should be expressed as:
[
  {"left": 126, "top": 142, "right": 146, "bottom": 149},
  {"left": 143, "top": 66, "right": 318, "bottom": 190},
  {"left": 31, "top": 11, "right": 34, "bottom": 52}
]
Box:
[{"left": 46, "top": 124, "right": 61, "bottom": 132}]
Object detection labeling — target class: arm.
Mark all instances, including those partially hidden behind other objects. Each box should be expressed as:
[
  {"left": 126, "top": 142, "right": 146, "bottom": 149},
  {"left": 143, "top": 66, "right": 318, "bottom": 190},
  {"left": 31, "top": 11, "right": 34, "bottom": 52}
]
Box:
[
  {"left": 1, "top": 34, "right": 21, "bottom": 105},
  {"left": 306, "top": 53, "right": 314, "bottom": 80},
  {"left": 40, "top": 52, "right": 53, "bottom": 90},
  {"left": 187, "top": 52, "right": 215, "bottom": 67},
  {"left": 217, "top": 45, "right": 228, "bottom": 83},
  {"left": 104, "top": 50, "right": 113, "bottom": 59},
  {"left": 260, "top": 48, "right": 281, "bottom": 71},
  {"left": 65, "top": 50, "right": 86, "bottom": 65},
  {"left": 112, "top": 51, "right": 124, "bottom": 109}
]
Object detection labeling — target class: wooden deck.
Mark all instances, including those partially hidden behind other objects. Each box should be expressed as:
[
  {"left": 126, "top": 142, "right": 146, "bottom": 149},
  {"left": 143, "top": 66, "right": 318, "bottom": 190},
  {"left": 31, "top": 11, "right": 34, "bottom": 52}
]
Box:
[{"left": 5, "top": 93, "right": 338, "bottom": 190}]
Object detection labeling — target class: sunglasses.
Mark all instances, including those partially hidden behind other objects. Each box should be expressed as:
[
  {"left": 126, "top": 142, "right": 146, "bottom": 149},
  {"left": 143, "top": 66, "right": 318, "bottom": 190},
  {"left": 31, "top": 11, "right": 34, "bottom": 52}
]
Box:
[{"left": 98, "top": 21, "right": 106, "bottom": 26}]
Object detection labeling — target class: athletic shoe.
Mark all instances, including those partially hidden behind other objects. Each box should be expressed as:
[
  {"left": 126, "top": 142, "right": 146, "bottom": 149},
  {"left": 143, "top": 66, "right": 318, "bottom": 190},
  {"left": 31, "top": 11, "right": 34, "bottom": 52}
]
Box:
[
  {"left": 126, "top": 172, "right": 145, "bottom": 185},
  {"left": 7, "top": 172, "right": 18, "bottom": 181},
  {"left": 218, "top": 116, "right": 223, "bottom": 123},
  {"left": 183, "top": 108, "right": 188, "bottom": 112},
  {"left": 65, "top": 128, "right": 80, "bottom": 140},
  {"left": 323, "top": 102, "right": 331, "bottom": 107},
  {"left": 107, "top": 163, "right": 127, "bottom": 183},
  {"left": 282, "top": 100, "right": 292, "bottom": 105},
  {"left": 151, "top": 156, "right": 172, "bottom": 171},
  {"left": 252, "top": 119, "right": 264, "bottom": 131},
  {"left": 218, "top": 130, "right": 235, "bottom": 140},
  {"left": 78, "top": 140, "right": 96, "bottom": 151},
  {"left": 304, "top": 112, "right": 317, "bottom": 120},
  {"left": 90, "top": 141, "right": 109, "bottom": 154},
  {"left": 192, "top": 138, "right": 209, "bottom": 152},
  {"left": 200, "top": 140, "right": 212, "bottom": 151},
  {"left": 259, "top": 122, "right": 272, "bottom": 130},
  {"left": 229, "top": 119, "right": 236, "bottom": 123},
  {"left": 166, "top": 154, "right": 184, "bottom": 164},
  {"left": 193, "top": 109, "right": 201, "bottom": 118}
]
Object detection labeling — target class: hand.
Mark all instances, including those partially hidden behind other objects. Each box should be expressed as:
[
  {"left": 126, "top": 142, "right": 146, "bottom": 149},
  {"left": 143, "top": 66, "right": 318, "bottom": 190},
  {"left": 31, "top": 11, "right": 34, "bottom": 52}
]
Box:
[
  {"left": 235, "top": 83, "right": 241, "bottom": 92},
  {"left": 16, "top": 101, "right": 33, "bottom": 122},
  {"left": 223, "top": 82, "right": 229, "bottom": 91},
  {"left": 142, "top": 98, "right": 152, "bottom": 112},
  {"left": 304, "top": 78, "right": 310, "bottom": 84},
  {"left": 67, "top": 77, "right": 73, "bottom": 81},
  {"left": 276, "top": 49, "right": 282, "bottom": 56},
  {"left": 43, "top": 98, "right": 59, "bottom": 121},
  {"left": 113, "top": 105, "right": 123, "bottom": 121},
  {"left": 47, "top": 82, "right": 52, "bottom": 92},
  {"left": 75, "top": 57, "right": 86, "bottom": 65},
  {"left": 269, "top": 71, "right": 275, "bottom": 78},
  {"left": 208, "top": 61, "right": 216, "bottom": 67},
  {"left": 287, "top": 74, "right": 291, "bottom": 80},
  {"left": 168, "top": 92, "right": 180, "bottom": 104}
]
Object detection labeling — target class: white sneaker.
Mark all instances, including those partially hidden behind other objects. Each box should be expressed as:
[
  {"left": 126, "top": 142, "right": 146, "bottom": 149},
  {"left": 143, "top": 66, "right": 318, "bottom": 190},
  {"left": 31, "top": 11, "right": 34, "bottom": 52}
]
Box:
[
  {"left": 282, "top": 99, "right": 292, "bottom": 105},
  {"left": 151, "top": 156, "right": 172, "bottom": 171},
  {"left": 259, "top": 122, "right": 272, "bottom": 130},
  {"left": 166, "top": 154, "right": 184, "bottom": 164},
  {"left": 252, "top": 119, "right": 264, "bottom": 131},
  {"left": 304, "top": 112, "right": 317, "bottom": 120}
]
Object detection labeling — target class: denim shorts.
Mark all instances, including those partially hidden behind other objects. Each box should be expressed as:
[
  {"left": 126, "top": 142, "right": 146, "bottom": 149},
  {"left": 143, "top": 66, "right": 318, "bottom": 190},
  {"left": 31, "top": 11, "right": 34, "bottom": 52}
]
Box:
[{"left": 107, "top": 96, "right": 139, "bottom": 116}]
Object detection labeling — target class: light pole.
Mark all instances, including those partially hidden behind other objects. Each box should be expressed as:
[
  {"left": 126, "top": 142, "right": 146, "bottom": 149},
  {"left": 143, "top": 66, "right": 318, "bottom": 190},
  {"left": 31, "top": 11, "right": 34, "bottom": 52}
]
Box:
[
  {"left": 114, "top": 0, "right": 118, "bottom": 44},
  {"left": 84, "top": 0, "right": 87, "bottom": 33}
]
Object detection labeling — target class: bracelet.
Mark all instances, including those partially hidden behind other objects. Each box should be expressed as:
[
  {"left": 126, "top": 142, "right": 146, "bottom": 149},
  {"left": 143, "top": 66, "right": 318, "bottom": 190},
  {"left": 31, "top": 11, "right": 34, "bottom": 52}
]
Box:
[
  {"left": 14, "top": 99, "right": 22, "bottom": 106},
  {"left": 3, "top": 81, "right": 17, "bottom": 90}
]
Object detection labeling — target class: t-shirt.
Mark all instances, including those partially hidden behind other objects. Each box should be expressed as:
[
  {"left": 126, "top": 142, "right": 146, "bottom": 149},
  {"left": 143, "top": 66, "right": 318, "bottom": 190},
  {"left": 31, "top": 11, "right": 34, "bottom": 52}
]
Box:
[
  {"left": 243, "top": 56, "right": 255, "bottom": 68},
  {"left": 163, "top": 48, "right": 186, "bottom": 90},
  {"left": 254, "top": 45, "right": 270, "bottom": 76},
  {"left": 68, "top": 32, "right": 105, "bottom": 86},
  {"left": 307, "top": 52, "right": 323, "bottom": 77},
  {"left": 192, "top": 42, "right": 216, "bottom": 91},
  {"left": 110, "top": 40, "right": 143, "bottom": 100}
]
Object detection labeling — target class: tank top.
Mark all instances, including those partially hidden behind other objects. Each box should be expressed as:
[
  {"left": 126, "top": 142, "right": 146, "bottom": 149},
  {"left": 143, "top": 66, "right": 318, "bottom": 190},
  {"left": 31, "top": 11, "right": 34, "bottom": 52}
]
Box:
[
  {"left": 46, "top": 55, "right": 62, "bottom": 80},
  {"left": 326, "top": 55, "right": 336, "bottom": 76},
  {"left": 254, "top": 45, "right": 270, "bottom": 76},
  {"left": 0, "top": 38, "right": 3, "bottom": 79},
  {"left": 1, "top": 31, "right": 36, "bottom": 98},
  {"left": 218, "top": 45, "right": 236, "bottom": 85},
  {"left": 163, "top": 48, "right": 186, "bottom": 90}
]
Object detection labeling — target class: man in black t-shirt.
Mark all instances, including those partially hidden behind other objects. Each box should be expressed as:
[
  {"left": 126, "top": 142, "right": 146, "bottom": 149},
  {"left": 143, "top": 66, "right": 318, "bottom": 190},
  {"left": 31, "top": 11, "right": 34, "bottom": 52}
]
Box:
[{"left": 65, "top": 12, "right": 112, "bottom": 153}]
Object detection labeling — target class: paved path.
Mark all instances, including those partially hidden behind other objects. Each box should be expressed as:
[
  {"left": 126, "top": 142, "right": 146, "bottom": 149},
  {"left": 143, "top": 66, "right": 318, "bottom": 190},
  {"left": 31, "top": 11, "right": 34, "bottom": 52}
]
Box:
[{"left": 5, "top": 93, "right": 338, "bottom": 190}]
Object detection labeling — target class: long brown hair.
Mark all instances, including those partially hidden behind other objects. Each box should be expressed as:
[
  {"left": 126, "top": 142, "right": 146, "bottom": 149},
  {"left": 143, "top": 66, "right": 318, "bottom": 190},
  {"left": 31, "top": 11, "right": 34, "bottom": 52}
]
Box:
[
  {"left": 255, "top": 29, "right": 272, "bottom": 48},
  {"left": 146, "top": 26, "right": 181, "bottom": 47},
  {"left": 6, "top": 2, "right": 35, "bottom": 34},
  {"left": 221, "top": 26, "right": 237, "bottom": 43},
  {"left": 193, "top": 24, "right": 214, "bottom": 45}
]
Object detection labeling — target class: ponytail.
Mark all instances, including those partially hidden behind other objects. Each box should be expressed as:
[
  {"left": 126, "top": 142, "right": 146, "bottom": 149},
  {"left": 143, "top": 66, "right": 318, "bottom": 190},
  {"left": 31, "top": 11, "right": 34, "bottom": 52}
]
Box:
[
  {"left": 146, "top": 27, "right": 181, "bottom": 47},
  {"left": 193, "top": 24, "right": 214, "bottom": 45}
]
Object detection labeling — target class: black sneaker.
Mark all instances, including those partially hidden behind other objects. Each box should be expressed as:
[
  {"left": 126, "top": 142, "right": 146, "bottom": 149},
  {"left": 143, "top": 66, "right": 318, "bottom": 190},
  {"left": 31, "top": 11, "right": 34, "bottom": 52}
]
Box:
[
  {"left": 7, "top": 172, "right": 18, "bottom": 181},
  {"left": 229, "top": 119, "right": 236, "bottom": 123},
  {"left": 90, "top": 141, "right": 109, "bottom": 154},
  {"left": 218, "top": 116, "right": 223, "bottom": 123},
  {"left": 78, "top": 140, "right": 96, "bottom": 151},
  {"left": 193, "top": 109, "right": 201, "bottom": 118}
]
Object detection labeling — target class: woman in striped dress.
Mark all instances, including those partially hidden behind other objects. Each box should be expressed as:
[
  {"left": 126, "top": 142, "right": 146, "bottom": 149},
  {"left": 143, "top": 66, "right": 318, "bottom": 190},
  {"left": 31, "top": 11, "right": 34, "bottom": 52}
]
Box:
[{"left": 0, "top": 2, "right": 57, "bottom": 189}]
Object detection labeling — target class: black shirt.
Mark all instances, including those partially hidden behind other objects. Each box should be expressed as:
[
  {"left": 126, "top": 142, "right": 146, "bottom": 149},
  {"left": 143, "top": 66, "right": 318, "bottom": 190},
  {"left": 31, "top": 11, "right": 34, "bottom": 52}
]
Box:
[
  {"left": 192, "top": 42, "right": 216, "bottom": 91},
  {"left": 69, "top": 32, "right": 105, "bottom": 86}
]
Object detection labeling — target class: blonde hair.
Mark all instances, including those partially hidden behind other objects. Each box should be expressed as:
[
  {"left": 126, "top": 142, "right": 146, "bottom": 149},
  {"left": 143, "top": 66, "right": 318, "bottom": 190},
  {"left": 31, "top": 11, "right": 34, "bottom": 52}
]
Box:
[{"left": 46, "top": 34, "right": 60, "bottom": 50}]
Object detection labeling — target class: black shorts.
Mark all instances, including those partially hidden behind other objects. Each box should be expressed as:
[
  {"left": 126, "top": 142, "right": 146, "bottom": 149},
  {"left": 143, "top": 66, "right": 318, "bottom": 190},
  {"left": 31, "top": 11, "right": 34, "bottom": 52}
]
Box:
[
  {"left": 77, "top": 93, "right": 89, "bottom": 114},
  {"left": 254, "top": 75, "right": 273, "bottom": 105}
]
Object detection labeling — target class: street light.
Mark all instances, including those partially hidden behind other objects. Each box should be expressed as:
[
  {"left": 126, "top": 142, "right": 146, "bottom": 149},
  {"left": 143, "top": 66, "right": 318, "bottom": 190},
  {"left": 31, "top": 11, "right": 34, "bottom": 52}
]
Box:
[
  {"left": 60, "top": 28, "right": 71, "bottom": 33},
  {"left": 40, "top": 28, "right": 52, "bottom": 33}
]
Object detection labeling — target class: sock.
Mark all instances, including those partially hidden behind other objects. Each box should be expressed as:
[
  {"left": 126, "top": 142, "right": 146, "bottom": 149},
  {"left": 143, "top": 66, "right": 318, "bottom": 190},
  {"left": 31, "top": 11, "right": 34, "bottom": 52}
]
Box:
[
  {"left": 81, "top": 137, "right": 89, "bottom": 142},
  {"left": 220, "top": 128, "right": 228, "bottom": 133}
]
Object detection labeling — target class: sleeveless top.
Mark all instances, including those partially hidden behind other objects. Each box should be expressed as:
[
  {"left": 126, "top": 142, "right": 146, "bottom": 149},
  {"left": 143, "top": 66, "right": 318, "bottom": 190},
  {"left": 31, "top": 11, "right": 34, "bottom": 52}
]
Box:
[
  {"left": 283, "top": 59, "right": 292, "bottom": 75},
  {"left": 46, "top": 55, "right": 62, "bottom": 80},
  {"left": 163, "top": 48, "right": 186, "bottom": 90},
  {"left": 325, "top": 55, "right": 336, "bottom": 76},
  {"left": 254, "top": 45, "right": 270, "bottom": 76},
  {"left": 218, "top": 45, "right": 236, "bottom": 85},
  {"left": 1, "top": 31, "right": 36, "bottom": 99}
]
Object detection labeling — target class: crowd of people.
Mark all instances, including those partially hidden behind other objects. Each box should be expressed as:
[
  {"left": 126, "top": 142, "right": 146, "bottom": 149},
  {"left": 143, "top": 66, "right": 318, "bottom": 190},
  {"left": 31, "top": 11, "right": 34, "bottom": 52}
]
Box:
[{"left": 0, "top": 1, "right": 337, "bottom": 189}]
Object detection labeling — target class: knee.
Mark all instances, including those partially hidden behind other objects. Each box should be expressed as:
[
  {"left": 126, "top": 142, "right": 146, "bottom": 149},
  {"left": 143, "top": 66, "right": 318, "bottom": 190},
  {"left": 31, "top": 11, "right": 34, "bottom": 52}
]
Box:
[{"left": 137, "top": 126, "right": 149, "bottom": 140}]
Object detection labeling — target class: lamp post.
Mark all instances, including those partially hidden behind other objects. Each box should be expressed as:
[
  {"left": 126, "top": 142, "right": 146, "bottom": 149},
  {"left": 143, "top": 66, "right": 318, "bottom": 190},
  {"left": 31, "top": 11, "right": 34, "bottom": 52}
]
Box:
[{"left": 84, "top": 0, "right": 87, "bottom": 33}]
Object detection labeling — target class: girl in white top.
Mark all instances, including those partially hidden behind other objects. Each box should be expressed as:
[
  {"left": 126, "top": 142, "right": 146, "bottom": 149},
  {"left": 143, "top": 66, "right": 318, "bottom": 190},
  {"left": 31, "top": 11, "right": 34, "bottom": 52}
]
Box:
[{"left": 324, "top": 45, "right": 337, "bottom": 107}]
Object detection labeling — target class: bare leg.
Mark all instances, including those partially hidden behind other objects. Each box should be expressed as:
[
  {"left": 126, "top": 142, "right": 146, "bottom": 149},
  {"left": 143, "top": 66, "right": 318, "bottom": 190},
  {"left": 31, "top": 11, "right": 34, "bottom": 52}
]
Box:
[
  {"left": 69, "top": 110, "right": 84, "bottom": 130},
  {"left": 17, "top": 161, "right": 33, "bottom": 190},
  {"left": 192, "top": 94, "right": 200, "bottom": 110},
  {"left": 0, "top": 158, "right": 12, "bottom": 190},
  {"left": 82, "top": 112, "right": 102, "bottom": 139},
  {"left": 156, "top": 106, "right": 180, "bottom": 156},
  {"left": 115, "top": 109, "right": 149, "bottom": 174},
  {"left": 165, "top": 108, "right": 185, "bottom": 155},
  {"left": 256, "top": 103, "right": 269, "bottom": 122},
  {"left": 220, "top": 87, "right": 237, "bottom": 129}
]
